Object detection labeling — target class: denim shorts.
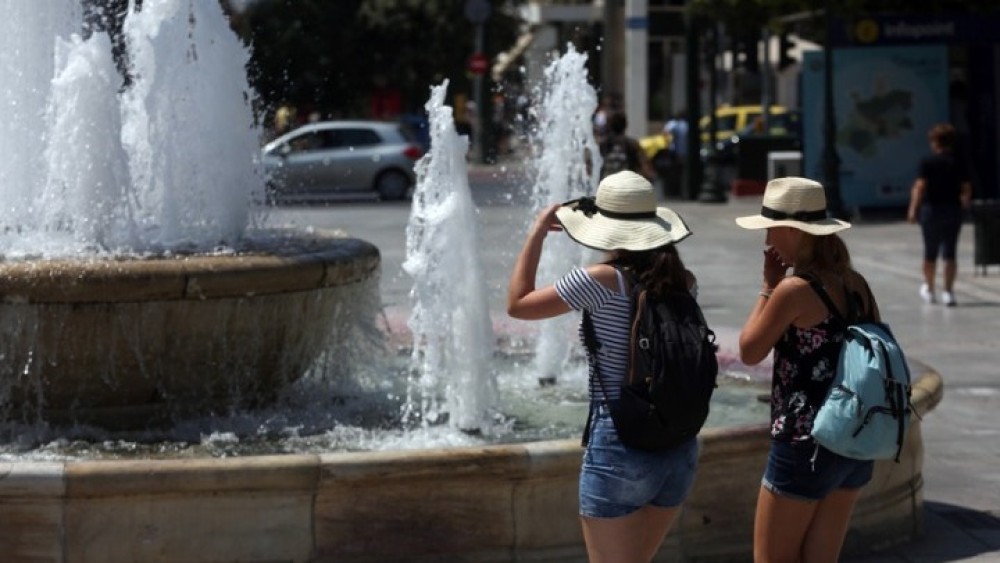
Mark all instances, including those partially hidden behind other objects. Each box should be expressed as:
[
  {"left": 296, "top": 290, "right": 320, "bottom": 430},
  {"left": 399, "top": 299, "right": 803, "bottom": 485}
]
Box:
[
  {"left": 762, "top": 440, "right": 874, "bottom": 502},
  {"left": 579, "top": 403, "right": 698, "bottom": 518}
]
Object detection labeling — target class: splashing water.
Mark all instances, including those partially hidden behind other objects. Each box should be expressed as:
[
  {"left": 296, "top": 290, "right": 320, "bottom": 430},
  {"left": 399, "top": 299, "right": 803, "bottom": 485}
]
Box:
[
  {"left": 402, "top": 80, "right": 498, "bottom": 432},
  {"left": 526, "top": 44, "right": 602, "bottom": 382},
  {"left": 0, "top": 0, "right": 264, "bottom": 259}
]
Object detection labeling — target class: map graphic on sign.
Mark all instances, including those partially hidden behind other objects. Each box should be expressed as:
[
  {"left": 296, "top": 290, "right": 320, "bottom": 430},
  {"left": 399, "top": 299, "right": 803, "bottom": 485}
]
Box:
[
  {"left": 801, "top": 45, "right": 947, "bottom": 208},
  {"left": 836, "top": 76, "right": 915, "bottom": 157}
]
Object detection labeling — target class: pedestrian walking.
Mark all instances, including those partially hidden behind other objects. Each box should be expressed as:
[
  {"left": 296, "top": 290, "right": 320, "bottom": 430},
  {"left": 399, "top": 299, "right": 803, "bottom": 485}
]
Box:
[
  {"left": 599, "top": 111, "right": 655, "bottom": 182},
  {"left": 906, "top": 122, "right": 973, "bottom": 306}
]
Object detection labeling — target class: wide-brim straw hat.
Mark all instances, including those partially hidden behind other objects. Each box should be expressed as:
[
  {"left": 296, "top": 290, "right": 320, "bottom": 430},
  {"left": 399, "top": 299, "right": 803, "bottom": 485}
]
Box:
[
  {"left": 555, "top": 170, "right": 691, "bottom": 251},
  {"left": 735, "top": 176, "right": 850, "bottom": 235}
]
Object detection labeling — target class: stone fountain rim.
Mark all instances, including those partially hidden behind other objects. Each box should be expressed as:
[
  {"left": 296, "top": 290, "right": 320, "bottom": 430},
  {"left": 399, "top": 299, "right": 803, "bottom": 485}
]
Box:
[
  {"left": 0, "top": 364, "right": 943, "bottom": 561},
  {"left": 0, "top": 228, "right": 380, "bottom": 303}
]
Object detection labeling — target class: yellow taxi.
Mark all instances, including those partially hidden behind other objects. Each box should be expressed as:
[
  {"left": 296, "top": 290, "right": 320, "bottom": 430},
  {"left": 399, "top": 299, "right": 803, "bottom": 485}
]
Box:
[
  {"left": 639, "top": 104, "right": 791, "bottom": 161},
  {"left": 700, "top": 104, "right": 791, "bottom": 143}
]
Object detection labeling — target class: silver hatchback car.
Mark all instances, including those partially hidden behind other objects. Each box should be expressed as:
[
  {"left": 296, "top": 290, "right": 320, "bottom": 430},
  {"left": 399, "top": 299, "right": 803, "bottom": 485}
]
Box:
[{"left": 262, "top": 120, "right": 424, "bottom": 201}]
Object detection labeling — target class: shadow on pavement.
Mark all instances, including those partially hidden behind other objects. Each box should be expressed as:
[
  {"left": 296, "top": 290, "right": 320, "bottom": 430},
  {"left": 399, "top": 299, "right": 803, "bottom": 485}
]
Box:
[{"left": 853, "top": 501, "right": 1000, "bottom": 562}]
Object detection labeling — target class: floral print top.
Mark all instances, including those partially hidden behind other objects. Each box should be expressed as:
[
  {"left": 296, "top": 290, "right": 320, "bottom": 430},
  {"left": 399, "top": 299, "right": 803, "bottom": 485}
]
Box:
[{"left": 769, "top": 315, "right": 846, "bottom": 442}]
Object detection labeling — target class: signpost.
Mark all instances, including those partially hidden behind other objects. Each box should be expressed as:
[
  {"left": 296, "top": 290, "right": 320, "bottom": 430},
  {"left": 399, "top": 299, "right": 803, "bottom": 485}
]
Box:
[
  {"left": 464, "top": 0, "right": 490, "bottom": 162},
  {"left": 468, "top": 52, "right": 489, "bottom": 75}
]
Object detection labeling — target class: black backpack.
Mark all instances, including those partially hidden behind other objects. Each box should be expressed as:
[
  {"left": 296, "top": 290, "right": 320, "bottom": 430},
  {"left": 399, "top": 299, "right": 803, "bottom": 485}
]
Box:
[
  {"left": 581, "top": 272, "right": 719, "bottom": 451},
  {"left": 599, "top": 136, "right": 640, "bottom": 179}
]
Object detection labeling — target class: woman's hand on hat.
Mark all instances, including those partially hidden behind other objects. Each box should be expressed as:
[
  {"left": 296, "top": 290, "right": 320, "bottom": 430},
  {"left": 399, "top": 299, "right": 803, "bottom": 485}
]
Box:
[{"left": 531, "top": 204, "right": 564, "bottom": 237}]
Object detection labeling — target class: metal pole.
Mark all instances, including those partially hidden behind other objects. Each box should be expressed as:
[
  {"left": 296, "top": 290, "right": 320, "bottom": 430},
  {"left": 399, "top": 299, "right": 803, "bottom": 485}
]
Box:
[
  {"left": 624, "top": 0, "right": 649, "bottom": 139},
  {"left": 683, "top": 11, "right": 701, "bottom": 199},
  {"left": 821, "top": 5, "right": 845, "bottom": 217},
  {"left": 699, "top": 22, "right": 726, "bottom": 203},
  {"left": 761, "top": 27, "right": 771, "bottom": 130},
  {"left": 463, "top": 0, "right": 492, "bottom": 163},
  {"left": 474, "top": 23, "right": 488, "bottom": 163}
]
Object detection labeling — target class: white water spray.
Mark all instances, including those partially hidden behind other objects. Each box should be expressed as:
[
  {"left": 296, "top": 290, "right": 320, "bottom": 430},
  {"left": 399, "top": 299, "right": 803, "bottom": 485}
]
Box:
[
  {"left": 402, "top": 81, "right": 497, "bottom": 432},
  {"left": 527, "top": 44, "right": 602, "bottom": 382},
  {"left": 0, "top": 0, "right": 264, "bottom": 258}
]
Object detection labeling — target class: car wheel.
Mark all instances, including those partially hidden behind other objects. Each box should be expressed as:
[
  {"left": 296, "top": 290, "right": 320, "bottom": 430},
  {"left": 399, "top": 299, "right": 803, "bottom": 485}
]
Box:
[{"left": 375, "top": 170, "right": 410, "bottom": 200}]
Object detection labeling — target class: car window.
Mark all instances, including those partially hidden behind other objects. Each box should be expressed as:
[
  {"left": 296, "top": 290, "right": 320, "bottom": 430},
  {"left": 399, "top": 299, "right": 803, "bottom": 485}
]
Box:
[
  {"left": 337, "top": 128, "right": 381, "bottom": 148},
  {"left": 395, "top": 125, "right": 418, "bottom": 143},
  {"left": 716, "top": 115, "right": 737, "bottom": 132},
  {"left": 765, "top": 112, "right": 800, "bottom": 136},
  {"left": 286, "top": 131, "right": 325, "bottom": 154}
]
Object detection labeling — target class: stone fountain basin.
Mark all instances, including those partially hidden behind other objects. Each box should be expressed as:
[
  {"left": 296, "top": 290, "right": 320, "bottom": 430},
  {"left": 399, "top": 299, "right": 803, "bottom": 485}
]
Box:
[
  {"left": 0, "top": 362, "right": 942, "bottom": 562},
  {"left": 0, "top": 229, "right": 379, "bottom": 426}
]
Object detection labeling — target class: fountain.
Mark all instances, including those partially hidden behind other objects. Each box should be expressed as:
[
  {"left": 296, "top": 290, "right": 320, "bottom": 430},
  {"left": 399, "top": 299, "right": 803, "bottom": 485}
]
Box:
[
  {"left": 0, "top": 0, "right": 378, "bottom": 428},
  {"left": 0, "top": 4, "right": 942, "bottom": 562},
  {"left": 402, "top": 80, "right": 497, "bottom": 433},
  {"left": 524, "top": 45, "right": 602, "bottom": 385}
]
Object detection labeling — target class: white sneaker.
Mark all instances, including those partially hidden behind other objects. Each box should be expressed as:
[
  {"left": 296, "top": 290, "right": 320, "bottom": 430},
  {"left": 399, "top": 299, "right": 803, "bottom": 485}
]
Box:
[
  {"left": 919, "top": 283, "right": 935, "bottom": 304},
  {"left": 942, "top": 291, "right": 956, "bottom": 307}
]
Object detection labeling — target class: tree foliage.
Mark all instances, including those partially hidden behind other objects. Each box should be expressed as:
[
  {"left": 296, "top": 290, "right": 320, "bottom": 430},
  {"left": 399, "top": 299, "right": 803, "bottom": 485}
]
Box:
[{"left": 239, "top": 0, "right": 523, "bottom": 123}]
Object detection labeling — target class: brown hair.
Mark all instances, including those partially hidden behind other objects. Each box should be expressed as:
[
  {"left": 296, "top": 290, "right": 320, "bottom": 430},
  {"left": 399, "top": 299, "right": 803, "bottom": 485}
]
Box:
[
  {"left": 794, "top": 232, "right": 852, "bottom": 277},
  {"left": 794, "top": 233, "right": 880, "bottom": 321},
  {"left": 607, "top": 244, "right": 688, "bottom": 297},
  {"left": 928, "top": 122, "right": 957, "bottom": 150}
]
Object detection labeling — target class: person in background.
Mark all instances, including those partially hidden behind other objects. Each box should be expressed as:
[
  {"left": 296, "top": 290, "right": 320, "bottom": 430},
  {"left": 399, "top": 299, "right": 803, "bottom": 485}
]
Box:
[
  {"left": 907, "top": 122, "right": 972, "bottom": 306},
  {"left": 661, "top": 110, "right": 689, "bottom": 198},
  {"left": 507, "top": 171, "right": 698, "bottom": 562},
  {"left": 741, "top": 115, "right": 766, "bottom": 136},
  {"left": 599, "top": 111, "right": 655, "bottom": 182},
  {"left": 593, "top": 92, "right": 621, "bottom": 145},
  {"left": 491, "top": 93, "right": 512, "bottom": 157},
  {"left": 735, "top": 177, "right": 879, "bottom": 563}
]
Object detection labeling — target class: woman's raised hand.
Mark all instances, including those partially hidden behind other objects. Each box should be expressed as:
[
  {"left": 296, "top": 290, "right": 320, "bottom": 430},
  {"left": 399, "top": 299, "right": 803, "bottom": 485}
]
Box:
[
  {"left": 762, "top": 246, "right": 787, "bottom": 290},
  {"left": 531, "top": 203, "right": 564, "bottom": 237}
]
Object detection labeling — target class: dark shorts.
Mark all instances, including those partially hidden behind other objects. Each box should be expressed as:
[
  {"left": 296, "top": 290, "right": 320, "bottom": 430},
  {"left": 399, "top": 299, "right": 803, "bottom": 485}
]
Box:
[
  {"left": 579, "top": 403, "right": 698, "bottom": 518},
  {"left": 919, "top": 205, "right": 963, "bottom": 261},
  {"left": 762, "top": 440, "right": 873, "bottom": 502}
]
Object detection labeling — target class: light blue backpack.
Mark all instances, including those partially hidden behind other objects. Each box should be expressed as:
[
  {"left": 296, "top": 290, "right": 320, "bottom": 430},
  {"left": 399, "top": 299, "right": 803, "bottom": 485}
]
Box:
[{"left": 804, "top": 276, "right": 914, "bottom": 461}]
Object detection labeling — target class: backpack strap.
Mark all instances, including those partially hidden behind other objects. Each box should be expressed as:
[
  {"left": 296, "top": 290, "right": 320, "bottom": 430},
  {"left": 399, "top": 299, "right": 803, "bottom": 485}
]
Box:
[
  {"left": 797, "top": 272, "right": 847, "bottom": 323},
  {"left": 614, "top": 268, "right": 628, "bottom": 296},
  {"left": 580, "top": 267, "right": 640, "bottom": 446},
  {"left": 618, "top": 268, "right": 643, "bottom": 387},
  {"left": 580, "top": 311, "right": 614, "bottom": 447}
]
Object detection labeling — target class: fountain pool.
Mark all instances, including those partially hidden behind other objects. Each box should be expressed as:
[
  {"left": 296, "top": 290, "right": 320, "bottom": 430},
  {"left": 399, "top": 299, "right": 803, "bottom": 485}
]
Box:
[{"left": 0, "top": 361, "right": 941, "bottom": 561}]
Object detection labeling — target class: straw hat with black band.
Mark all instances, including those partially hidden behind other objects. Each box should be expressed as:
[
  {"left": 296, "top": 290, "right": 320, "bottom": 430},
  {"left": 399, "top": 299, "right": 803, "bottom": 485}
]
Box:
[
  {"left": 555, "top": 171, "right": 691, "bottom": 251},
  {"left": 735, "top": 176, "right": 850, "bottom": 235}
]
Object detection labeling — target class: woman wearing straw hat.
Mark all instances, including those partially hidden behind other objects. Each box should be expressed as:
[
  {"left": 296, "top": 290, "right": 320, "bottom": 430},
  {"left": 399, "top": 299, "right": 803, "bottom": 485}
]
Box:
[
  {"left": 736, "top": 177, "right": 880, "bottom": 562},
  {"left": 508, "top": 170, "right": 698, "bottom": 562}
]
